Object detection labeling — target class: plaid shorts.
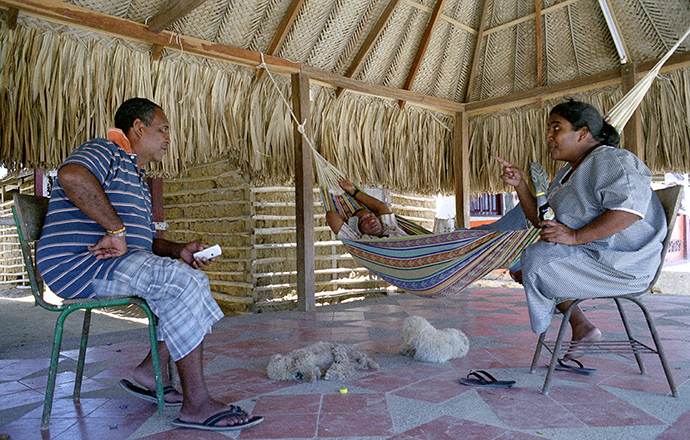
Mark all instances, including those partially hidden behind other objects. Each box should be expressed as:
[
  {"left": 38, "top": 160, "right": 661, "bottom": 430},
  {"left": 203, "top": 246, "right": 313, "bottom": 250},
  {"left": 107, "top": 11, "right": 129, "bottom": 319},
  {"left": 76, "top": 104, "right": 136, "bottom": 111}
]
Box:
[{"left": 91, "top": 250, "right": 224, "bottom": 361}]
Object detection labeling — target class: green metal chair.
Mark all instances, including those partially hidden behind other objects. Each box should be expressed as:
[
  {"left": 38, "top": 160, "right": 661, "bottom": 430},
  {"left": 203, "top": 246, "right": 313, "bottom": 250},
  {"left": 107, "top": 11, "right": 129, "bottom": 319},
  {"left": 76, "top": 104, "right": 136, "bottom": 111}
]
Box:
[
  {"left": 529, "top": 185, "right": 683, "bottom": 397},
  {"left": 12, "top": 193, "right": 165, "bottom": 430}
]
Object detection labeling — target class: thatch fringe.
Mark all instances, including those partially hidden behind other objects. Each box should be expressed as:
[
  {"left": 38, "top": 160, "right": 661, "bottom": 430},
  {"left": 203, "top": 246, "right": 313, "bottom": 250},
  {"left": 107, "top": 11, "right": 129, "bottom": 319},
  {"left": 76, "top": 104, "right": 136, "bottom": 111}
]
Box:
[{"left": 1, "top": 21, "right": 689, "bottom": 197}]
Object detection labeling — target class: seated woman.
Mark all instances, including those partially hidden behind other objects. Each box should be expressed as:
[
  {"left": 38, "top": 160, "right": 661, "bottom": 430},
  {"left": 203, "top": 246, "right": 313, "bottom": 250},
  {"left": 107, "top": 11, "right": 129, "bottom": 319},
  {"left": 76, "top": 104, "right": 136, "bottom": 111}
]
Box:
[
  {"left": 496, "top": 100, "right": 666, "bottom": 358},
  {"left": 326, "top": 178, "right": 408, "bottom": 239}
]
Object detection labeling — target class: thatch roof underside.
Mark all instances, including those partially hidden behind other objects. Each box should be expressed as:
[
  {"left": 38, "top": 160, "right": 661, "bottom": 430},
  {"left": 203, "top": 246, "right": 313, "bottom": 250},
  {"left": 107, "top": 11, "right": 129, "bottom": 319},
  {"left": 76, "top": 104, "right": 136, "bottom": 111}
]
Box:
[{"left": 0, "top": 0, "right": 689, "bottom": 195}]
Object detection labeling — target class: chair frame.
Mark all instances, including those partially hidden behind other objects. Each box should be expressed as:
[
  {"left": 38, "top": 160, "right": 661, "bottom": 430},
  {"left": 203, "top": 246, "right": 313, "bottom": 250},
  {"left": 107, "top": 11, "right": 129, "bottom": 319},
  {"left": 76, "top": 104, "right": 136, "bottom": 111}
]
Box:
[
  {"left": 529, "top": 185, "right": 683, "bottom": 397},
  {"left": 12, "top": 194, "right": 165, "bottom": 429}
]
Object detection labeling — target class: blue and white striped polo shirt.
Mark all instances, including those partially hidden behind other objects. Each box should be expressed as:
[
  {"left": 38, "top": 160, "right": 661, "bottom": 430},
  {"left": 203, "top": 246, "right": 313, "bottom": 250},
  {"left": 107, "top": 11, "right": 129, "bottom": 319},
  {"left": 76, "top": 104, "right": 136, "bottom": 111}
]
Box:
[{"left": 36, "top": 138, "right": 155, "bottom": 299}]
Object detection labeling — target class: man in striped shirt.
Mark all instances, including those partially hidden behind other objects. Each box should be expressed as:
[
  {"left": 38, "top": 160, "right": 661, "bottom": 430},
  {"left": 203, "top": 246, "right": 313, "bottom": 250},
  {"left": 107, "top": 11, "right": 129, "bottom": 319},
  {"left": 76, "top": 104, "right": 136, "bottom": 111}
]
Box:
[{"left": 36, "top": 98, "right": 262, "bottom": 431}]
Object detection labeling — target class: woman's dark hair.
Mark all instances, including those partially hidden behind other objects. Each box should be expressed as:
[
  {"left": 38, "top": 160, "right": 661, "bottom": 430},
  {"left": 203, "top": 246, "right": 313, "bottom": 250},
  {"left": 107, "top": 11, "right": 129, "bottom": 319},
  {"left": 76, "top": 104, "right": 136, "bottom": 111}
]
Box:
[
  {"left": 550, "top": 100, "right": 620, "bottom": 148},
  {"left": 114, "top": 98, "right": 161, "bottom": 133}
]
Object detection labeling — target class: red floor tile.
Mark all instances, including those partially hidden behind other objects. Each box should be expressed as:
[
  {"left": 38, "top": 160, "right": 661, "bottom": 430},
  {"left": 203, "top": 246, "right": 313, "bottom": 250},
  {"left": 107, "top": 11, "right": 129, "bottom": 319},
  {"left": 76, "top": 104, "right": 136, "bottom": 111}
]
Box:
[
  {"left": 392, "top": 371, "right": 471, "bottom": 403},
  {"left": 318, "top": 393, "right": 393, "bottom": 437},
  {"left": 348, "top": 363, "right": 446, "bottom": 393},
  {"left": 388, "top": 415, "right": 509, "bottom": 440}
]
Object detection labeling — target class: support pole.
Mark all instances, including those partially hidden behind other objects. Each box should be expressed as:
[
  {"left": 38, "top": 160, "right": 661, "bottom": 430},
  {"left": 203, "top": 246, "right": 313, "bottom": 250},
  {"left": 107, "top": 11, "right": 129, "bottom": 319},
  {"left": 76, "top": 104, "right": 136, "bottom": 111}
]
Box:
[
  {"left": 454, "top": 111, "right": 470, "bottom": 228},
  {"left": 621, "top": 64, "right": 644, "bottom": 161},
  {"left": 292, "top": 70, "right": 316, "bottom": 311}
]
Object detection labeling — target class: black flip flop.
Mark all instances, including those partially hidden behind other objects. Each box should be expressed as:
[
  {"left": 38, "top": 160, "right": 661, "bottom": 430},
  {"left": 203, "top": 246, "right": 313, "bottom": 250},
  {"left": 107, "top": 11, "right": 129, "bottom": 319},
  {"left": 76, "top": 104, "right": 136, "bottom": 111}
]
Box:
[
  {"left": 119, "top": 378, "right": 183, "bottom": 407},
  {"left": 458, "top": 370, "right": 515, "bottom": 388},
  {"left": 172, "top": 406, "right": 264, "bottom": 431},
  {"left": 554, "top": 358, "right": 597, "bottom": 375}
]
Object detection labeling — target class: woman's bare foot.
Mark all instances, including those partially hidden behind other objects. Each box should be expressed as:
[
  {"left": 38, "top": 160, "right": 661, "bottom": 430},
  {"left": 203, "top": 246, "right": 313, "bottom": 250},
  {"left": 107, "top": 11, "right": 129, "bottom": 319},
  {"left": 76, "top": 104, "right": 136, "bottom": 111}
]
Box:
[{"left": 563, "top": 327, "right": 602, "bottom": 360}]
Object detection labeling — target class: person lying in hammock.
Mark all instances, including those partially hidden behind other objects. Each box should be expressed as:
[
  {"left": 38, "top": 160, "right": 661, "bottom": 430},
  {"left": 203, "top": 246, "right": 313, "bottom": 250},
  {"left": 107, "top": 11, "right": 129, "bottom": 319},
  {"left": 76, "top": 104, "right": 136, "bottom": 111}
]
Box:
[{"left": 326, "top": 178, "right": 408, "bottom": 240}]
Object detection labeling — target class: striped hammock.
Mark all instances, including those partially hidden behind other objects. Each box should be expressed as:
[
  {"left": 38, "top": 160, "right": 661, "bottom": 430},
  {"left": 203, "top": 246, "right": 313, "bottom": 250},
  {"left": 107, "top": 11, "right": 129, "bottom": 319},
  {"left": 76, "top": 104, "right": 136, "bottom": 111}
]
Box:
[{"left": 321, "top": 188, "right": 540, "bottom": 298}]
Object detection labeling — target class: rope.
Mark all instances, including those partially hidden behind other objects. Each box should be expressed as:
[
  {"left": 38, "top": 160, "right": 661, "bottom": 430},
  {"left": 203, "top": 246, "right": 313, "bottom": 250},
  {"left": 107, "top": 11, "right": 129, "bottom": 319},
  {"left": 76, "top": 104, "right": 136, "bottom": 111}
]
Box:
[{"left": 257, "top": 54, "right": 347, "bottom": 193}]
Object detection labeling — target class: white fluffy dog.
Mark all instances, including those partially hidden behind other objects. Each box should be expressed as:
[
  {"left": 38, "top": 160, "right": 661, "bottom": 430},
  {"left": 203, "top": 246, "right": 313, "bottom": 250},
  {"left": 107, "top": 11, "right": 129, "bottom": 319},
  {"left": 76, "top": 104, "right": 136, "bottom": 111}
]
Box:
[
  {"left": 267, "top": 341, "right": 379, "bottom": 382},
  {"left": 399, "top": 316, "right": 470, "bottom": 363}
]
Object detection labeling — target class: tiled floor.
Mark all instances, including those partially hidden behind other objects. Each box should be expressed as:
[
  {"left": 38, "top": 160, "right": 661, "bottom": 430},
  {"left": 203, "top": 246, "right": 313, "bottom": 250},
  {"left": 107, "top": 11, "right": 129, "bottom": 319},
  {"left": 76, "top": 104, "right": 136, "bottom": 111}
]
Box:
[{"left": 1, "top": 285, "right": 690, "bottom": 440}]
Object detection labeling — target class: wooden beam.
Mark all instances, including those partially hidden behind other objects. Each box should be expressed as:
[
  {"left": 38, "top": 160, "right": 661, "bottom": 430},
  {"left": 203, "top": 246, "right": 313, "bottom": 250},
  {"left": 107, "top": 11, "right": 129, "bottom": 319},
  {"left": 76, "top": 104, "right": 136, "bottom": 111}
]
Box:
[
  {"left": 151, "top": 43, "right": 164, "bottom": 61},
  {"left": 466, "top": 49, "right": 690, "bottom": 116},
  {"left": 454, "top": 112, "right": 470, "bottom": 228},
  {"left": 0, "top": 0, "right": 300, "bottom": 74},
  {"left": 304, "top": 65, "right": 464, "bottom": 114},
  {"left": 535, "top": 0, "right": 542, "bottom": 87},
  {"left": 621, "top": 64, "right": 643, "bottom": 160},
  {"left": 464, "top": 0, "right": 490, "bottom": 103},
  {"left": 291, "top": 70, "right": 315, "bottom": 312},
  {"left": 336, "top": 0, "right": 400, "bottom": 98},
  {"left": 6, "top": 6, "right": 18, "bottom": 28},
  {"left": 256, "top": 0, "right": 306, "bottom": 82},
  {"left": 398, "top": 0, "right": 447, "bottom": 109},
  {"left": 147, "top": 0, "right": 207, "bottom": 33}
]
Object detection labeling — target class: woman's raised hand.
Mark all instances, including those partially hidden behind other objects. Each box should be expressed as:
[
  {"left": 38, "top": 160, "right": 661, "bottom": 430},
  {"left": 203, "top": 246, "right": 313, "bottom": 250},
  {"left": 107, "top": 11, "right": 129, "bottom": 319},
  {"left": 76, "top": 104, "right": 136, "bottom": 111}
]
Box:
[{"left": 494, "top": 156, "right": 524, "bottom": 188}]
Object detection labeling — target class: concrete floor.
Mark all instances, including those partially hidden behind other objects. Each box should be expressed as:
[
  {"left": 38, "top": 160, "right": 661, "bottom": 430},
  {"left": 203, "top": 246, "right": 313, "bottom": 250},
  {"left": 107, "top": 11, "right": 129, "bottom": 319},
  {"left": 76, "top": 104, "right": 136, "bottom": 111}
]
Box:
[{"left": 1, "top": 273, "right": 689, "bottom": 440}]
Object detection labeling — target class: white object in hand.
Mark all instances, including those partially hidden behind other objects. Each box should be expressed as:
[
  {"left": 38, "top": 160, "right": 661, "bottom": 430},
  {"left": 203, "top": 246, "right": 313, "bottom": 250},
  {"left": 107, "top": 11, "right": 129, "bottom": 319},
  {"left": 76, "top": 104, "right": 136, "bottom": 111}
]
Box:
[{"left": 193, "top": 244, "right": 222, "bottom": 260}]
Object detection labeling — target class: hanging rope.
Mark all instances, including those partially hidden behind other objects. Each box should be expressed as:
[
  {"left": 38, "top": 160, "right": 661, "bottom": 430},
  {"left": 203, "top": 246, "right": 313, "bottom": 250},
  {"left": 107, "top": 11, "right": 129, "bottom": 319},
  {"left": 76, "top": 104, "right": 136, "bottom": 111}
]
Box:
[
  {"left": 605, "top": 24, "right": 690, "bottom": 133},
  {"left": 257, "top": 54, "right": 347, "bottom": 192}
]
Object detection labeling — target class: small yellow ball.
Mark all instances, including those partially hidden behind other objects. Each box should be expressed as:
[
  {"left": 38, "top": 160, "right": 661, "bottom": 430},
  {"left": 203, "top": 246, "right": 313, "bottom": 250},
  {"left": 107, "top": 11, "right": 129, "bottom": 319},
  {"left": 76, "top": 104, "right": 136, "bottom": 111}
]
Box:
[{"left": 339, "top": 387, "right": 348, "bottom": 394}]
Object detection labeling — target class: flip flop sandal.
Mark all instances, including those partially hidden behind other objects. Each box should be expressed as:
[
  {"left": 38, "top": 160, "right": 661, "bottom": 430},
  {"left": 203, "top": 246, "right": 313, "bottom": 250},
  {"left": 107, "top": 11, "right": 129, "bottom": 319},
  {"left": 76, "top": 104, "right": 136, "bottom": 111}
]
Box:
[
  {"left": 172, "top": 406, "right": 264, "bottom": 431},
  {"left": 119, "top": 378, "right": 183, "bottom": 407},
  {"left": 554, "top": 358, "right": 597, "bottom": 376},
  {"left": 458, "top": 370, "right": 515, "bottom": 388}
]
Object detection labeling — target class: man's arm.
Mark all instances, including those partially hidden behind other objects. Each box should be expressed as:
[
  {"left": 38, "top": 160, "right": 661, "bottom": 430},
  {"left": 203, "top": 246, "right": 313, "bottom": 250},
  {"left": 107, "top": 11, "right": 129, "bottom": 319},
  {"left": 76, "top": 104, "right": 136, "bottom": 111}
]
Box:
[
  {"left": 339, "top": 179, "right": 392, "bottom": 216},
  {"left": 59, "top": 163, "right": 128, "bottom": 259},
  {"left": 153, "top": 238, "right": 213, "bottom": 269}
]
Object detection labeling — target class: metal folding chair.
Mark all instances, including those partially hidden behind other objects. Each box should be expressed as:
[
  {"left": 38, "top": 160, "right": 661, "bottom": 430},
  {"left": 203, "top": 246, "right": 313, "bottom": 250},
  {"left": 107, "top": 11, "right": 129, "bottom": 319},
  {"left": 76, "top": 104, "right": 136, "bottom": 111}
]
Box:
[
  {"left": 529, "top": 185, "right": 683, "bottom": 397},
  {"left": 12, "top": 194, "right": 165, "bottom": 429}
]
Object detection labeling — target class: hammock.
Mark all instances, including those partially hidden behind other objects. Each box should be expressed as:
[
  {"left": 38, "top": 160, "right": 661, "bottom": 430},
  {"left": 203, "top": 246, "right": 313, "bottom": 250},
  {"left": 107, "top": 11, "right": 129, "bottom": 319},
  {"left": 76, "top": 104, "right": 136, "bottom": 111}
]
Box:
[
  {"left": 321, "top": 188, "right": 540, "bottom": 298},
  {"left": 259, "top": 27, "right": 689, "bottom": 298}
]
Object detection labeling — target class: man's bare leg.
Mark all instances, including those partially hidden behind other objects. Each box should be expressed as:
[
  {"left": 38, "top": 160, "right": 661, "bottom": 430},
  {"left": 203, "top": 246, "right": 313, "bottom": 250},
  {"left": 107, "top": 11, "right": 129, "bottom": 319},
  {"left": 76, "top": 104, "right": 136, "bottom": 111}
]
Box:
[
  {"left": 176, "top": 343, "right": 253, "bottom": 427},
  {"left": 557, "top": 300, "right": 602, "bottom": 360},
  {"left": 132, "top": 341, "right": 183, "bottom": 404}
]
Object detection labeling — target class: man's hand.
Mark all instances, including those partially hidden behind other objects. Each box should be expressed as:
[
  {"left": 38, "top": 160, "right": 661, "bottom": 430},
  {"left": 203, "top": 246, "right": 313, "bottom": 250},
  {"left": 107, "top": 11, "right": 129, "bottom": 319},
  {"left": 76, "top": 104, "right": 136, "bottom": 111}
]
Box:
[
  {"left": 88, "top": 235, "right": 128, "bottom": 260},
  {"left": 180, "top": 241, "right": 215, "bottom": 269},
  {"left": 338, "top": 178, "right": 356, "bottom": 195}
]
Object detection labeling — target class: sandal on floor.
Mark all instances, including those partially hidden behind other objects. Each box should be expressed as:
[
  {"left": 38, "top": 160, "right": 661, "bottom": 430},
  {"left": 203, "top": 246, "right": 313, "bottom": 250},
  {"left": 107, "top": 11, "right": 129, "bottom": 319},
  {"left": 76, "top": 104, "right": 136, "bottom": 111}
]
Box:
[
  {"left": 554, "top": 358, "right": 597, "bottom": 376},
  {"left": 119, "top": 379, "right": 183, "bottom": 407},
  {"left": 172, "top": 406, "right": 264, "bottom": 431},
  {"left": 459, "top": 370, "right": 515, "bottom": 388}
]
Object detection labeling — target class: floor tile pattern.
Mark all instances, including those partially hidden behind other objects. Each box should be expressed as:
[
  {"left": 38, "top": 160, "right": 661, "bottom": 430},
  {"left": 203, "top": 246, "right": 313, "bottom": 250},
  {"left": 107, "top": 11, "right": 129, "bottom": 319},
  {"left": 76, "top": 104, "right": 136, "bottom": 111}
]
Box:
[{"left": 2, "top": 286, "right": 690, "bottom": 439}]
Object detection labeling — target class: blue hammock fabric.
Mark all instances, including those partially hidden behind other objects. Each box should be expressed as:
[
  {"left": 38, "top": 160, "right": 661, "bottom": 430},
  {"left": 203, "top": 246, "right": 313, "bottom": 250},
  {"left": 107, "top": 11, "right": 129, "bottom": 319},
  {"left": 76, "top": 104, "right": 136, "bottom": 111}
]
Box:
[{"left": 321, "top": 187, "right": 540, "bottom": 298}]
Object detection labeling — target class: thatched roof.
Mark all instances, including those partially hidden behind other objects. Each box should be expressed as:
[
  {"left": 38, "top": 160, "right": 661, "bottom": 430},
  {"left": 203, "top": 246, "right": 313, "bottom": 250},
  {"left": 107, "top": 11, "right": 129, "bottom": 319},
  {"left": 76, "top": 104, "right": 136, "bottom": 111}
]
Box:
[{"left": 1, "top": 0, "right": 689, "bottom": 194}]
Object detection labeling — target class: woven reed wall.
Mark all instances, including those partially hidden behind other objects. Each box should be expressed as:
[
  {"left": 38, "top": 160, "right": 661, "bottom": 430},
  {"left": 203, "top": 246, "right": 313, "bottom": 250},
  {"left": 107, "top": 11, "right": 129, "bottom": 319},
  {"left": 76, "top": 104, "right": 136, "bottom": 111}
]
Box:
[{"left": 2, "top": 21, "right": 690, "bottom": 198}]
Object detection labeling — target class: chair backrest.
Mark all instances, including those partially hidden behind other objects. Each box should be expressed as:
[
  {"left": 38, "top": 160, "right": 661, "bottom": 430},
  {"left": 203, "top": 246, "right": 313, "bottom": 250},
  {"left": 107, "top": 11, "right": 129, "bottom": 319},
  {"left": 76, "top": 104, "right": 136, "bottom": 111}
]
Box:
[
  {"left": 647, "top": 185, "right": 683, "bottom": 288},
  {"left": 12, "top": 194, "right": 53, "bottom": 308}
]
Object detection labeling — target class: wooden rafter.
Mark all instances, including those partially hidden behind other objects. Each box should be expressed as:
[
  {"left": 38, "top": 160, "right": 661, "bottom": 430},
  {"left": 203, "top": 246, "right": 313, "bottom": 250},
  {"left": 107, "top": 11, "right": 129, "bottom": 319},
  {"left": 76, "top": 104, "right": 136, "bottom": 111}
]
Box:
[
  {"left": 147, "top": 0, "right": 207, "bottom": 33},
  {"left": 256, "top": 0, "right": 306, "bottom": 82},
  {"left": 6, "top": 6, "right": 17, "bottom": 28},
  {"left": 336, "top": 0, "right": 401, "bottom": 99},
  {"left": 398, "top": 0, "right": 447, "bottom": 109},
  {"left": 464, "top": 0, "right": 490, "bottom": 103}
]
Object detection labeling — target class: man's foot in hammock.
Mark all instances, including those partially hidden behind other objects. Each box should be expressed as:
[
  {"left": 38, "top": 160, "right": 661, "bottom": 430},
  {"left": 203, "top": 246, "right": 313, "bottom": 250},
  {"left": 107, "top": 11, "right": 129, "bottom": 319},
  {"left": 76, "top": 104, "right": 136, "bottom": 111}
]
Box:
[{"left": 509, "top": 269, "right": 523, "bottom": 284}]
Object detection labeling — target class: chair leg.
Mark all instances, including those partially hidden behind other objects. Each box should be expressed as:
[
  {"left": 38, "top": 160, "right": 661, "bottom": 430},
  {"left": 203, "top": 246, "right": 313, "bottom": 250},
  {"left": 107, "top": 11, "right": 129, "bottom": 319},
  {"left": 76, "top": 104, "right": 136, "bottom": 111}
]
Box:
[
  {"left": 614, "top": 298, "right": 646, "bottom": 374},
  {"left": 41, "top": 310, "right": 70, "bottom": 430},
  {"left": 74, "top": 309, "right": 92, "bottom": 400},
  {"left": 542, "top": 300, "right": 580, "bottom": 395},
  {"left": 529, "top": 331, "right": 546, "bottom": 373},
  {"left": 628, "top": 296, "right": 679, "bottom": 397},
  {"left": 139, "top": 303, "right": 165, "bottom": 414}
]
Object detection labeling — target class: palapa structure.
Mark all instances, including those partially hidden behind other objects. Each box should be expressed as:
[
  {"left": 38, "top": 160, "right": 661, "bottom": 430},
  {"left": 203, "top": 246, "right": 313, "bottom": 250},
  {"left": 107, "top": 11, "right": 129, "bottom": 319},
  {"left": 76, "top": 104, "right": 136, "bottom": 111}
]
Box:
[{"left": 1, "top": 0, "right": 689, "bottom": 311}]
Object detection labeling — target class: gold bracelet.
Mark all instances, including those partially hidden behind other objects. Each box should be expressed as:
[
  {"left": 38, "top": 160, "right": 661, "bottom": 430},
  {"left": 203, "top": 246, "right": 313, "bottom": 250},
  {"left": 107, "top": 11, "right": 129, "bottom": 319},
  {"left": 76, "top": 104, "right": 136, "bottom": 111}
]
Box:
[{"left": 107, "top": 226, "right": 126, "bottom": 237}]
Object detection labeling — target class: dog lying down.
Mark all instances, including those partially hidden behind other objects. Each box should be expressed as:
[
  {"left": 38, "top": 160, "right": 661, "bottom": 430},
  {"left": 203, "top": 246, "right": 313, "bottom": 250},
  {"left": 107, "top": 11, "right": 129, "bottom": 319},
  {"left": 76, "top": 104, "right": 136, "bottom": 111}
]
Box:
[
  {"left": 267, "top": 341, "right": 379, "bottom": 382},
  {"left": 399, "top": 316, "right": 470, "bottom": 363}
]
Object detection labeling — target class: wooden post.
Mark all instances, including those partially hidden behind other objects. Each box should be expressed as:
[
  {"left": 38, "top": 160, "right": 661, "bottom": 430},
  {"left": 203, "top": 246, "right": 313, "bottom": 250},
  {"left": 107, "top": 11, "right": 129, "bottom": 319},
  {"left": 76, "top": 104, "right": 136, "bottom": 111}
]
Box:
[
  {"left": 621, "top": 64, "right": 644, "bottom": 161},
  {"left": 147, "top": 177, "right": 165, "bottom": 239},
  {"left": 291, "top": 70, "right": 316, "bottom": 311},
  {"left": 454, "top": 112, "right": 470, "bottom": 228}
]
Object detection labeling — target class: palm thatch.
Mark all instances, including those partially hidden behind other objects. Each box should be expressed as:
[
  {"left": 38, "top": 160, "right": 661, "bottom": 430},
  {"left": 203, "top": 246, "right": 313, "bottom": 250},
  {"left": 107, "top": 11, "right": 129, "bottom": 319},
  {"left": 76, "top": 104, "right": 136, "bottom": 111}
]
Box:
[{"left": 1, "top": 0, "right": 690, "bottom": 195}]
